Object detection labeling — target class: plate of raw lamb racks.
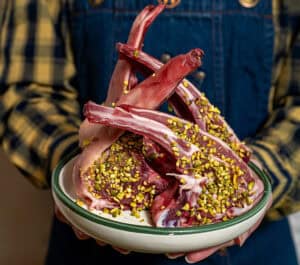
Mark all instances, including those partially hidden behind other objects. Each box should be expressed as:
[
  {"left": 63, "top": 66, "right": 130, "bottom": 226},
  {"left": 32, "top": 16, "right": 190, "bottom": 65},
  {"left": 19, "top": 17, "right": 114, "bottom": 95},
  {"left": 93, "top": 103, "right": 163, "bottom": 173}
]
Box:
[{"left": 52, "top": 4, "right": 272, "bottom": 253}]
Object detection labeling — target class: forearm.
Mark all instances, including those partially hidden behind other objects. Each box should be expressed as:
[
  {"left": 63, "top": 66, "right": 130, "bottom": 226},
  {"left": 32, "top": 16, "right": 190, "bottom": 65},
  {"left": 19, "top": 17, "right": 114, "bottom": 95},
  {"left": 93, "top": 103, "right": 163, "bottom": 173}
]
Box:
[
  {"left": 247, "top": 102, "right": 300, "bottom": 219},
  {"left": 0, "top": 0, "right": 80, "bottom": 188},
  {"left": 0, "top": 83, "right": 80, "bottom": 188},
  {"left": 245, "top": 2, "right": 300, "bottom": 219}
]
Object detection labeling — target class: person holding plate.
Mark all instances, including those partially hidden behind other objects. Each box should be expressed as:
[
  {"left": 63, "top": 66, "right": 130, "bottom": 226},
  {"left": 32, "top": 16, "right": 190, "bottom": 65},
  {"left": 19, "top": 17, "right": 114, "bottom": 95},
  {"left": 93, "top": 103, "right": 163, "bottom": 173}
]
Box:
[{"left": 0, "top": 0, "right": 299, "bottom": 264}]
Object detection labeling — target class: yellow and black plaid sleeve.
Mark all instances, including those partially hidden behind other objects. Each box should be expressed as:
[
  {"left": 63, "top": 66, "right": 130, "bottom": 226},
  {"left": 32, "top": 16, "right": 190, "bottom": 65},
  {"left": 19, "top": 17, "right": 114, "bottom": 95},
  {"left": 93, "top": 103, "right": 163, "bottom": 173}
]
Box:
[
  {"left": 248, "top": 0, "right": 300, "bottom": 219},
  {"left": 0, "top": 0, "right": 80, "bottom": 188}
]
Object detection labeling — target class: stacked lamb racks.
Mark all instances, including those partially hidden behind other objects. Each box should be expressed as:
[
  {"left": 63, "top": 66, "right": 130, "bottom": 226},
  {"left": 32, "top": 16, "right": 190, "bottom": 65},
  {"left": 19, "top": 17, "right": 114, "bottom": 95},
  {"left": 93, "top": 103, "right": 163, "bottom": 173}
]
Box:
[{"left": 72, "top": 4, "right": 264, "bottom": 228}]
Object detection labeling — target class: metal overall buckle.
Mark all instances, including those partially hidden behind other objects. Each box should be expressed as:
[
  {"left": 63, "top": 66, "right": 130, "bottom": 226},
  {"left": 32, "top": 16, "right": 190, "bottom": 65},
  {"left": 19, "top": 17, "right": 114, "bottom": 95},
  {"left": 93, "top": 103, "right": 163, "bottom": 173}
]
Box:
[{"left": 157, "top": 0, "right": 181, "bottom": 9}]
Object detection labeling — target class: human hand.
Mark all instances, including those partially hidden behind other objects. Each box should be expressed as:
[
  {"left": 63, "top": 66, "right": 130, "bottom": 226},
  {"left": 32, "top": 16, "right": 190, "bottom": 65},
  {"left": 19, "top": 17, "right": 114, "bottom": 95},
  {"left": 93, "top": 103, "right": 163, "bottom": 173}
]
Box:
[
  {"left": 167, "top": 212, "right": 266, "bottom": 263},
  {"left": 55, "top": 202, "right": 269, "bottom": 263},
  {"left": 54, "top": 204, "right": 131, "bottom": 254}
]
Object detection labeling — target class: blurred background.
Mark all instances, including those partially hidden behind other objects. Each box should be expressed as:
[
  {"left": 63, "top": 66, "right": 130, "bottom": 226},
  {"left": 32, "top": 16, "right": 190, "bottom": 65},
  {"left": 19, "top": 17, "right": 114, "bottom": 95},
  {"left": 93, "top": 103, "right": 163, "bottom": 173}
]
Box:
[
  {"left": 0, "top": 150, "right": 52, "bottom": 265},
  {"left": 1, "top": 149, "right": 300, "bottom": 265}
]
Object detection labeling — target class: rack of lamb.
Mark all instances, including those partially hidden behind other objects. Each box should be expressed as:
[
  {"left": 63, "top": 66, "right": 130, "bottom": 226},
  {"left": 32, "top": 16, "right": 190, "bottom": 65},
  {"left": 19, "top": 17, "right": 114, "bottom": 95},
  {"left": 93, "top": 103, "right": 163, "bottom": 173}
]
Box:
[{"left": 72, "top": 4, "right": 264, "bottom": 228}]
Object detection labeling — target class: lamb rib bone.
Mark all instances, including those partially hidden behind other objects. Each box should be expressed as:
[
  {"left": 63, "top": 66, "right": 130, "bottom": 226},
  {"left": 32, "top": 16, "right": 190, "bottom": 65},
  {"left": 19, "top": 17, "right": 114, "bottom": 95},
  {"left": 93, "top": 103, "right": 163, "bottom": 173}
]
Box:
[
  {"left": 79, "top": 4, "right": 165, "bottom": 147},
  {"left": 106, "top": 4, "right": 166, "bottom": 104}
]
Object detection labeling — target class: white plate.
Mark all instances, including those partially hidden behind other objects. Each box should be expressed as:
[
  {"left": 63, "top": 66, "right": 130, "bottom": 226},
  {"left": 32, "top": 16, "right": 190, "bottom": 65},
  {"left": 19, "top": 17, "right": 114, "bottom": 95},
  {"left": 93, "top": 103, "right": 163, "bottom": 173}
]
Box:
[{"left": 52, "top": 154, "right": 271, "bottom": 253}]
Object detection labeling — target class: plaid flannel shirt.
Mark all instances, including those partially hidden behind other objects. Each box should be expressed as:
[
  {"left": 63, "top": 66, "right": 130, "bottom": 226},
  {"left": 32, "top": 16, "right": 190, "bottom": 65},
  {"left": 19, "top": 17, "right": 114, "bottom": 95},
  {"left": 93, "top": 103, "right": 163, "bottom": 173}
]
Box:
[{"left": 0, "top": 0, "right": 300, "bottom": 220}]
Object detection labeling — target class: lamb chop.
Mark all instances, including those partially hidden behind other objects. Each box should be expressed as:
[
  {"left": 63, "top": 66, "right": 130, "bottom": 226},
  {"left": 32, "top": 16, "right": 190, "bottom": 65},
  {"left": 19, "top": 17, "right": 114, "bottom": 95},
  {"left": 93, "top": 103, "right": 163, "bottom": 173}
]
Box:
[
  {"left": 84, "top": 103, "right": 264, "bottom": 227},
  {"left": 73, "top": 4, "right": 169, "bottom": 210},
  {"left": 73, "top": 48, "right": 204, "bottom": 213}
]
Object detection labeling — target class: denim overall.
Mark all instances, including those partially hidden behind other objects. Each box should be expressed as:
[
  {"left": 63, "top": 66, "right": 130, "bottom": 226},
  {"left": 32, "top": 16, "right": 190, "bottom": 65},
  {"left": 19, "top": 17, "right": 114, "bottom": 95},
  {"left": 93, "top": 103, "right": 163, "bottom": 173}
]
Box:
[{"left": 46, "top": 1, "right": 298, "bottom": 264}]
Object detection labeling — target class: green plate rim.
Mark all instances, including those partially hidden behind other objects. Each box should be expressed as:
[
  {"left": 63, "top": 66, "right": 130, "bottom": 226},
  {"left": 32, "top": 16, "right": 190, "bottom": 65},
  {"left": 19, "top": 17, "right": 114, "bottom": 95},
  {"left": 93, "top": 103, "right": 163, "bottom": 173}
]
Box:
[{"left": 52, "top": 151, "right": 272, "bottom": 235}]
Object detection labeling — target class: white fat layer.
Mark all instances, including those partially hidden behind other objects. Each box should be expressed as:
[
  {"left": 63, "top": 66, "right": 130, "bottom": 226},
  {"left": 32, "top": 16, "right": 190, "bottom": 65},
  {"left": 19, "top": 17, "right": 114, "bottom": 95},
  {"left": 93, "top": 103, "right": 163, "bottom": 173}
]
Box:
[
  {"left": 229, "top": 203, "right": 253, "bottom": 217},
  {"left": 167, "top": 173, "right": 207, "bottom": 193},
  {"left": 80, "top": 185, "right": 116, "bottom": 210},
  {"left": 167, "top": 173, "right": 208, "bottom": 207},
  {"left": 90, "top": 199, "right": 116, "bottom": 210},
  {"left": 156, "top": 209, "right": 170, "bottom": 227}
]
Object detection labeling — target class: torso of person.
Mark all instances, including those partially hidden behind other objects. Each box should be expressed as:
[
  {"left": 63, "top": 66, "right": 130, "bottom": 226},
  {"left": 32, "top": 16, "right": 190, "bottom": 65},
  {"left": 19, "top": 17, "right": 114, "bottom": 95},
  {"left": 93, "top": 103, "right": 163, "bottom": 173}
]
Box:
[{"left": 50, "top": 1, "right": 298, "bottom": 264}]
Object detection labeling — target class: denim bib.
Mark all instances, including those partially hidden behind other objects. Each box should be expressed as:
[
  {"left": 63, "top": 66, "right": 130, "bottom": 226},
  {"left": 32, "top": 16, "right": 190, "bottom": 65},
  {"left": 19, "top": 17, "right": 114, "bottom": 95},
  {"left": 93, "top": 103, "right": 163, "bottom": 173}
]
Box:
[{"left": 48, "top": 1, "right": 298, "bottom": 264}]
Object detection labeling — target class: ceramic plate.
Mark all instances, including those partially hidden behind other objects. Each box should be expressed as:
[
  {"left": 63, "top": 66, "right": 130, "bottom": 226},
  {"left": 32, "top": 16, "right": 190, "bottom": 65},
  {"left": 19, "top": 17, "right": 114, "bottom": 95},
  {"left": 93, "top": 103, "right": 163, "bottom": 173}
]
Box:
[{"left": 52, "top": 154, "right": 272, "bottom": 253}]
